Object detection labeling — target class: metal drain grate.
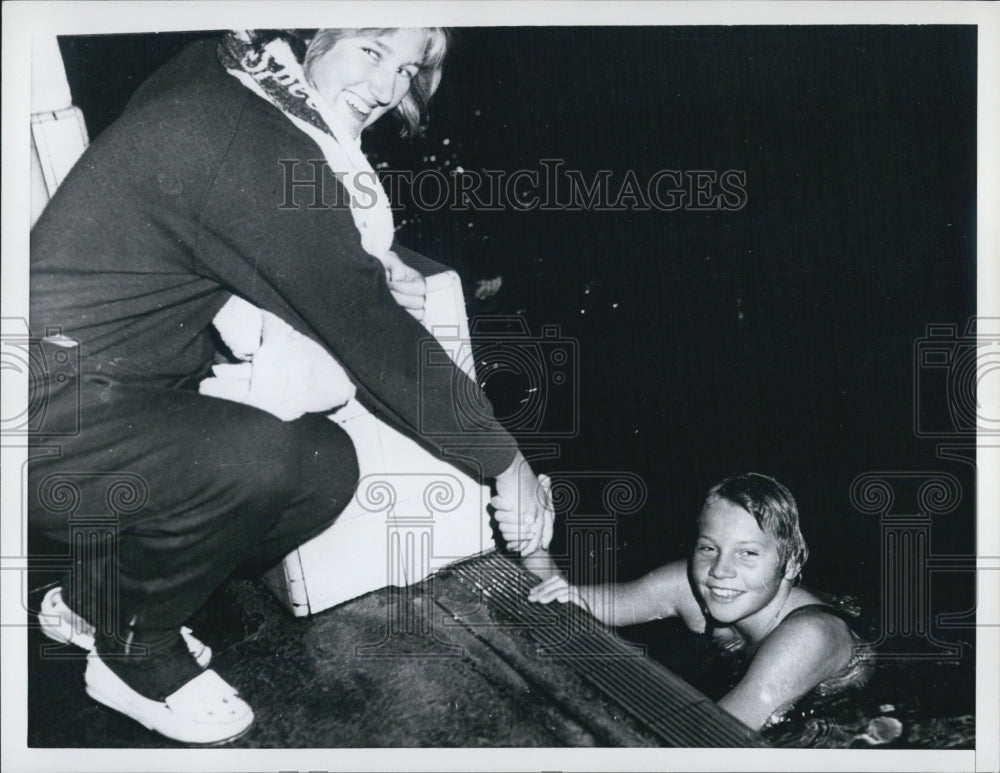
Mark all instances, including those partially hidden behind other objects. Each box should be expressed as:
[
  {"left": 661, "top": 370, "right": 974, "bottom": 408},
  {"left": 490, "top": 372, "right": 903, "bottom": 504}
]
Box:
[{"left": 443, "top": 552, "right": 765, "bottom": 747}]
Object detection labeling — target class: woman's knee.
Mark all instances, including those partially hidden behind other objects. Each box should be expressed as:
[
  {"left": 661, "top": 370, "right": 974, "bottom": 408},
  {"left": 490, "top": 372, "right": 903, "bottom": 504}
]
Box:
[
  {"left": 242, "top": 415, "right": 359, "bottom": 552},
  {"left": 227, "top": 410, "right": 359, "bottom": 508},
  {"left": 287, "top": 414, "right": 359, "bottom": 498}
]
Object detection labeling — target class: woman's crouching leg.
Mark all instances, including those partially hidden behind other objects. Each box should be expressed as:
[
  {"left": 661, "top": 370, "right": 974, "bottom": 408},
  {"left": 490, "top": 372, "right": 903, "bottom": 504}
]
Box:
[
  {"left": 30, "top": 382, "right": 358, "bottom": 707},
  {"left": 98, "top": 407, "right": 357, "bottom": 705},
  {"left": 105, "top": 400, "right": 358, "bottom": 656},
  {"left": 236, "top": 411, "right": 360, "bottom": 574}
]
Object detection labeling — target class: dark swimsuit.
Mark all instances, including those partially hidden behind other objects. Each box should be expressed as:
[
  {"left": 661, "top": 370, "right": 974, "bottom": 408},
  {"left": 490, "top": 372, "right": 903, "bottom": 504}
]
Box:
[
  {"left": 777, "top": 603, "right": 874, "bottom": 696},
  {"left": 699, "top": 597, "right": 874, "bottom": 711}
]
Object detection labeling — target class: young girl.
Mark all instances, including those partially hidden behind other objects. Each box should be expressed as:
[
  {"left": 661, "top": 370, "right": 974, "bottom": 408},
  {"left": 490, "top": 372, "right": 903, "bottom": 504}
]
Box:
[{"left": 525, "top": 473, "right": 872, "bottom": 731}]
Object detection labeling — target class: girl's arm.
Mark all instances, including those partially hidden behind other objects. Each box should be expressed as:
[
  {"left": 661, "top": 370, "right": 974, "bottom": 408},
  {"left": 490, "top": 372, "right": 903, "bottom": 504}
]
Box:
[
  {"left": 527, "top": 559, "right": 690, "bottom": 627},
  {"left": 717, "top": 610, "right": 854, "bottom": 730}
]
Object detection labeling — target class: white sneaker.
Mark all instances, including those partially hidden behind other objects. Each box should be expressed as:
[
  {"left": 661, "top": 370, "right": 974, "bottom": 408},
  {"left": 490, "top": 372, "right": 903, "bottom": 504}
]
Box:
[
  {"left": 84, "top": 651, "right": 254, "bottom": 745},
  {"left": 38, "top": 586, "right": 212, "bottom": 668}
]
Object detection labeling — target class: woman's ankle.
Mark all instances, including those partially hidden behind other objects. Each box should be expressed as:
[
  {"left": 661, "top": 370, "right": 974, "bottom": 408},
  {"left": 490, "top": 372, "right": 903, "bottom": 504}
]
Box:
[{"left": 94, "top": 631, "right": 204, "bottom": 700}]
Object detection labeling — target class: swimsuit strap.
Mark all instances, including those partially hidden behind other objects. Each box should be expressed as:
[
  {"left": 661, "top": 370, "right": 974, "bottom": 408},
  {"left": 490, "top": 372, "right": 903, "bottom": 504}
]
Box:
[{"left": 782, "top": 602, "right": 855, "bottom": 623}]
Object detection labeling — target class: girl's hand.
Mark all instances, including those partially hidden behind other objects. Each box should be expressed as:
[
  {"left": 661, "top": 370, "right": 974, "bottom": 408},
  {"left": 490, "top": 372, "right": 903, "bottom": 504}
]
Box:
[{"left": 527, "top": 575, "right": 579, "bottom": 605}]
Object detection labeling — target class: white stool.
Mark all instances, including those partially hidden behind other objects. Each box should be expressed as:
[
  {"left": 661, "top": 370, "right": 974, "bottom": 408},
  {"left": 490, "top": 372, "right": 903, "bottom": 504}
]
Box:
[{"left": 261, "top": 270, "right": 495, "bottom": 616}]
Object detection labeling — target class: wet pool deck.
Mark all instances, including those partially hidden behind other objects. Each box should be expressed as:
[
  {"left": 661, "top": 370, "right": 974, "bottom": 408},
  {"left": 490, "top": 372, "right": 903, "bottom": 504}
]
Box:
[{"left": 28, "top": 552, "right": 763, "bottom": 748}]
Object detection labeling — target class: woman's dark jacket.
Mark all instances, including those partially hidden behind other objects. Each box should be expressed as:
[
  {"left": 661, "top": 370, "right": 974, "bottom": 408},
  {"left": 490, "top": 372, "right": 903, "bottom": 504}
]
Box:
[{"left": 30, "top": 39, "right": 518, "bottom": 477}]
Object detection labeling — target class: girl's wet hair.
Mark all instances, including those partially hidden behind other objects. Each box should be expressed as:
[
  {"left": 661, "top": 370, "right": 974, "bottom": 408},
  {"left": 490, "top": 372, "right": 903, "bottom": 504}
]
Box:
[
  {"left": 302, "top": 27, "right": 449, "bottom": 138},
  {"left": 703, "top": 473, "right": 809, "bottom": 578}
]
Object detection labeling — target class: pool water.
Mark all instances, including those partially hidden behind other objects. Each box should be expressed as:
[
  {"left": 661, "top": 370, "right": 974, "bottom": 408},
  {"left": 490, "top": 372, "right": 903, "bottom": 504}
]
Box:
[
  {"left": 761, "top": 657, "right": 976, "bottom": 749},
  {"left": 621, "top": 617, "right": 976, "bottom": 749}
]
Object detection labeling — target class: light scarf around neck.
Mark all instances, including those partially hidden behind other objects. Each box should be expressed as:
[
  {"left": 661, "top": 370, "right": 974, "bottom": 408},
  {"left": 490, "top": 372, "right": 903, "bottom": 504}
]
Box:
[
  {"left": 204, "top": 32, "right": 420, "bottom": 420},
  {"left": 218, "top": 30, "right": 395, "bottom": 259}
]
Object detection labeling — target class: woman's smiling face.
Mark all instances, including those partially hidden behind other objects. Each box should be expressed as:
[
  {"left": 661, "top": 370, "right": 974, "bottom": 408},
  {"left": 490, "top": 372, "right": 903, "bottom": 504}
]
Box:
[
  {"left": 309, "top": 29, "right": 428, "bottom": 139},
  {"left": 691, "top": 498, "right": 794, "bottom": 632}
]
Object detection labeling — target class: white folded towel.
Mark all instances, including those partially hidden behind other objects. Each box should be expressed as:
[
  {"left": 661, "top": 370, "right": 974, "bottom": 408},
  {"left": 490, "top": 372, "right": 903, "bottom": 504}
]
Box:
[{"left": 200, "top": 296, "right": 356, "bottom": 421}]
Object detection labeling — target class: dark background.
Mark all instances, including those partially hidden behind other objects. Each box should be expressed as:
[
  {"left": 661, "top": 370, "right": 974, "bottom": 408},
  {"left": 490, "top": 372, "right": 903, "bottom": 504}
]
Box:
[{"left": 58, "top": 25, "right": 977, "bottom": 658}]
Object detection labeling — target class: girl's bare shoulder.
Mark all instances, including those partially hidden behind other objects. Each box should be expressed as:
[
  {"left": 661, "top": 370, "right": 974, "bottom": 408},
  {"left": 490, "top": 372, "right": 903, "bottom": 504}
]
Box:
[{"left": 769, "top": 599, "right": 856, "bottom": 668}]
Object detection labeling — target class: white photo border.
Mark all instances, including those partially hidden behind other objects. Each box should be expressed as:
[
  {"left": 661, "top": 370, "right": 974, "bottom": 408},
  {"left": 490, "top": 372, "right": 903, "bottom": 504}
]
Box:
[{"left": 3, "top": 2, "right": 997, "bottom": 772}]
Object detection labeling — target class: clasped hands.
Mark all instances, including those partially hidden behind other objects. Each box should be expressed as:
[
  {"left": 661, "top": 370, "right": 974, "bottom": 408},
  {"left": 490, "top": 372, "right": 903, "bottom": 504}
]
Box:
[{"left": 491, "top": 451, "right": 555, "bottom": 556}]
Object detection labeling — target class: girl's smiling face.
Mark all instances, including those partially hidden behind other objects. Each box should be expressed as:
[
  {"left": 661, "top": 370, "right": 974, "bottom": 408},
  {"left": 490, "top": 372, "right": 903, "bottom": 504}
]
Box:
[
  {"left": 309, "top": 29, "right": 427, "bottom": 139},
  {"left": 691, "top": 498, "right": 797, "bottom": 636}
]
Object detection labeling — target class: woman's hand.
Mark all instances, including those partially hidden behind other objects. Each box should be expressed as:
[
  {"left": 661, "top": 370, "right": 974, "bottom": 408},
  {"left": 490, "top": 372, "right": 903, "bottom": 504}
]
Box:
[
  {"left": 491, "top": 454, "right": 554, "bottom": 555},
  {"left": 382, "top": 251, "right": 426, "bottom": 322}
]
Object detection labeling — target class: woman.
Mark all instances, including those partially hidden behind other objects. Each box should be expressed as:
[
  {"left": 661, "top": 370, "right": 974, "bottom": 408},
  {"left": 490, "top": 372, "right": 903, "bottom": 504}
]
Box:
[
  {"left": 526, "top": 473, "right": 872, "bottom": 731},
  {"left": 29, "top": 28, "right": 551, "bottom": 744}
]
